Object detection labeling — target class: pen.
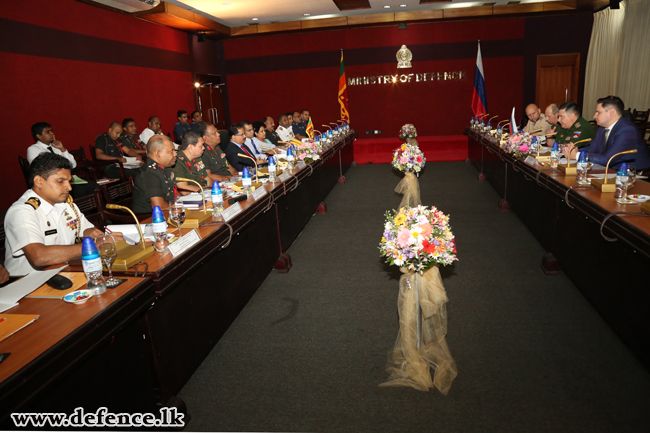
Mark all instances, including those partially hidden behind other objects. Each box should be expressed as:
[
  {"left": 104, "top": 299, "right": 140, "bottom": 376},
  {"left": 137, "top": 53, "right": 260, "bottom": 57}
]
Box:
[{"left": 0, "top": 317, "right": 7, "bottom": 324}]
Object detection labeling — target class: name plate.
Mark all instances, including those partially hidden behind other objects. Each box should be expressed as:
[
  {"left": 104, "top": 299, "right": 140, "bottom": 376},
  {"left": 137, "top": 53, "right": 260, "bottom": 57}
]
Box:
[
  {"left": 296, "top": 161, "right": 307, "bottom": 170},
  {"left": 221, "top": 201, "right": 243, "bottom": 222},
  {"left": 252, "top": 186, "right": 267, "bottom": 200},
  {"left": 523, "top": 156, "right": 539, "bottom": 167},
  {"left": 278, "top": 171, "right": 292, "bottom": 182},
  {"left": 168, "top": 228, "right": 202, "bottom": 258}
]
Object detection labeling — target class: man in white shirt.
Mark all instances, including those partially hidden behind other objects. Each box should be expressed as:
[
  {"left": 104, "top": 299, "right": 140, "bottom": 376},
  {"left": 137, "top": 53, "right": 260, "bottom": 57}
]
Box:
[
  {"left": 27, "top": 122, "right": 76, "bottom": 168},
  {"left": 523, "top": 104, "right": 551, "bottom": 136},
  {"left": 4, "top": 153, "right": 120, "bottom": 276},
  {"left": 140, "top": 116, "right": 164, "bottom": 145},
  {"left": 241, "top": 120, "right": 267, "bottom": 160},
  {"left": 276, "top": 114, "right": 295, "bottom": 143}
]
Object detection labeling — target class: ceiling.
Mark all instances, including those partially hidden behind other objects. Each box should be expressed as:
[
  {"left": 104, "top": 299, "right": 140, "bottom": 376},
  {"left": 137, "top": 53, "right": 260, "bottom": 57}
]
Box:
[{"left": 165, "top": 0, "right": 574, "bottom": 27}]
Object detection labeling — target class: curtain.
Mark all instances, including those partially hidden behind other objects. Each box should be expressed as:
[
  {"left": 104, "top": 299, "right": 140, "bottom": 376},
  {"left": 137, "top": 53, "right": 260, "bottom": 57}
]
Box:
[
  {"left": 616, "top": 0, "right": 650, "bottom": 111},
  {"left": 583, "top": 2, "right": 626, "bottom": 114}
]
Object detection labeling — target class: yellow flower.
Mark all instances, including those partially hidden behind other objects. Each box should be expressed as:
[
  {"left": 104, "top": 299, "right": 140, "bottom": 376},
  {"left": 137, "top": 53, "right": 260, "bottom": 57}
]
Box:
[
  {"left": 381, "top": 237, "right": 387, "bottom": 243},
  {"left": 394, "top": 213, "right": 406, "bottom": 226}
]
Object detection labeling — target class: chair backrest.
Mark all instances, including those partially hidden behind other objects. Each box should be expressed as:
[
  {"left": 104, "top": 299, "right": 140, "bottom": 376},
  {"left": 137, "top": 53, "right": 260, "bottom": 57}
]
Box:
[
  {"left": 88, "top": 144, "right": 98, "bottom": 162},
  {"left": 101, "top": 179, "right": 134, "bottom": 207},
  {"left": 632, "top": 109, "right": 650, "bottom": 125},
  {"left": 69, "top": 146, "right": 87, "bottom": 165},
  {"left": 0, "top": 222, "right": 6, "bottom": 264},
  {"left": 72, "top": 189, "right": 105, "bottom": 230},
  {"left": 18, "top": 155, "right": 30, "bottom": 188}
]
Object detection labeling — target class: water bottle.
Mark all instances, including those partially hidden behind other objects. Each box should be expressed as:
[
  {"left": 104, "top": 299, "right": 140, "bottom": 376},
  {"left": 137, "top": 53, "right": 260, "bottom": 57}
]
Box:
[
  {"left": 550, "top": 143, "right": 560, "bottom": 169},
  {"left": 286, "top": 147, "right": 295, "bottom": 170},
  {"left": 576, "top": 152, "right": 587, "bottom": 182},
  {"left": 471, "top": 117, "right": 475, "bottom": 127},
  {"left": 531, "top": 136, "right": 538, "bottom": 154},
  {"left": 497, "top": 125, "right": 502, "bottom": 137},
  {"left": 242, "top": 167, "right": 252, "bottom": 198},
  {"left": 211, "top": 182, "right": 224, "bottom": 215},
  {"left": 268, "top": 156, "right": 277, "bottom": 182},
  {"left": 328, "top": 129, "right": 333, "bottom": 141},
  {"left": 81, "top": 237, "right": 106, "bottom": 296},
  {"left": 615, "top": 163, "right": 628, "bottom": 199},
  {"left": 152, "top": 206, "right": 169, "bottom": 252}
]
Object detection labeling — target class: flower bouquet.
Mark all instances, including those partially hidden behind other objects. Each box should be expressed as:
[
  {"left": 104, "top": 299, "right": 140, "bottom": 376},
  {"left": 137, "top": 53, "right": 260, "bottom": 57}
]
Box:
[
  {"left": 503, "top": 132, "right": 534, "bottom": 158},
  {"left": 379, "top": 205, "right": 458, "bottom": 394},
  {"left": 294, "top": 140, "right": 321, "bottom": 163},
  {"left": 392, "top": 143, "right": 425, "bottom": 209},
  {"left": 399, "top": 124, "right": 418, "bottom": 140}
]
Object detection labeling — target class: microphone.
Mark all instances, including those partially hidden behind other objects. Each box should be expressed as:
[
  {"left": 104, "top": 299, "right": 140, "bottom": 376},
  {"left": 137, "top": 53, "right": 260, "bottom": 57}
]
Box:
[
  {"left": 591, "top": 149, "right": 638, "bottom": 192},
  {"left": 106, "top": 204, "right": 147, "bottom": 249},
  {"left": 497, "top": 119, "right": 509, "bottom": 126},
  {"left": 488, "top": 115, "right": 498, "bottom": 124},
  {"left": 322, "top": 124, "right": 332, "bottom": 130},
  {"left": 175, "top": 177, "right": 207, "bottom": 214},
  {"left": 237, "top": 153, "right": 259, "bottom": 182}
]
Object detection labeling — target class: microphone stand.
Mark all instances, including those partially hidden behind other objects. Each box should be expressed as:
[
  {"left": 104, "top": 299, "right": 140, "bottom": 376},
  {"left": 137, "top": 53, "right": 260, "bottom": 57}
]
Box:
[
  {"left": 105, "top": 204, "right": 155, "bottom": 271},
  {"left": 591, "top": 149, "right": 637, "bottom": 192},
  {"left": 237, "top": 153, "right": 259, "bottom": 182},
  {"left": 174, "top": 177, "right": 212, "bottom": 227}
]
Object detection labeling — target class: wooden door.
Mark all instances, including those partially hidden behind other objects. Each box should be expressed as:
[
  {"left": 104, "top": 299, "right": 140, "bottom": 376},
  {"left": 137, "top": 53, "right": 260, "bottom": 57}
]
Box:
[{"left": 536, "top": 54, "right": 580, "bottom": 110}]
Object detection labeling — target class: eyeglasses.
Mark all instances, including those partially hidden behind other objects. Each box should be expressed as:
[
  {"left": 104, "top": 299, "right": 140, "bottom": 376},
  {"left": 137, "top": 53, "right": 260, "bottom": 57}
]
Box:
[{"left": 234, "top": 133, "right": 245, "bottom": 136}]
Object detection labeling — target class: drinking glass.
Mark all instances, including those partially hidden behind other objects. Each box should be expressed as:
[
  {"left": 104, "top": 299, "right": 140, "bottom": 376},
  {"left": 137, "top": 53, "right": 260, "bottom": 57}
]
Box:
[
  {"left": 617, "top": 166, "right": 637, "bottom": 204},
  {"left": 95, "top": 234, "right": 118, "bottom": 287},
  {"left": 170, "top": 201, "right": 186, "bottom": 235}
]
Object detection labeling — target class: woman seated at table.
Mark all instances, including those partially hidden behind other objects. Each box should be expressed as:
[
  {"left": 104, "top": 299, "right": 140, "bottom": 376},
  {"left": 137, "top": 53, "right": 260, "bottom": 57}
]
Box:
[{"left": 253, "top": 121, "right": 284, "bottom": 155}]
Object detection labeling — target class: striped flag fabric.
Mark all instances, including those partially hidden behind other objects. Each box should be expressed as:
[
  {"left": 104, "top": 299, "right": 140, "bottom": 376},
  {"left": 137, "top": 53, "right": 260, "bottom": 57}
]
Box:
[
  {"left": 471, "top": 41, "right": 487, "bottom": 117},
  {"left": 306, "top": 117, "right": 314, "bottom": 139},
  {"left": 510, "top": 107, "right": 518, "bottom": 134},
  {"left": 338, "top": 50, "right": 350, "bottom": 123}
]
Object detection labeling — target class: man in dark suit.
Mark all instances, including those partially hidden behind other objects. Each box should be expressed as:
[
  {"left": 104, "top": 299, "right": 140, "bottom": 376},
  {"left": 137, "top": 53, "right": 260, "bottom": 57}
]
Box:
[
  {"left": 566, "top": 96, "right": 650, "bottom": 170},
  {"left": 225, "top": 123, "right": 257, "bottom": 172}
]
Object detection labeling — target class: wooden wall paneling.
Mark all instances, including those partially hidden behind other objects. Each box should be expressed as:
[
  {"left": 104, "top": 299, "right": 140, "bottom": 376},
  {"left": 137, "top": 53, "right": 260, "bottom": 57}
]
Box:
[
  {"left": 493, "top": 3, "right": 545, "bottom": 15},
  {"left": 443, "top": 6, "right": 493, "bottom": 18},
  {"left": 395, "top": 10, "right": 443, "bottom": 21},
  {"left": 301, "top": 17, "right": 348, "bottom": 29},
  {"left": 536, "top": 53, "right": 580, "bottom": 110},
  {"left": 347, "top": 12, "right": 395, "bottom": 25},
  {"left": 257, "top": 21, "right": 303, "bottom": 34}
]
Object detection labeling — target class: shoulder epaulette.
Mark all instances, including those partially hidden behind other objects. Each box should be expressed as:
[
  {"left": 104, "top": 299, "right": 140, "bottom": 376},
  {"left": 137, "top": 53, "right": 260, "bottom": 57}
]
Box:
[{"left": 25, "top": 197, "right": 40, "bottom": 209}]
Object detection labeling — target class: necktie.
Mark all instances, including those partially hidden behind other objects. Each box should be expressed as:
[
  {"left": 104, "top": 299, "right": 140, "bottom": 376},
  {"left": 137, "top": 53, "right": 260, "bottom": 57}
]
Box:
[
  {"left": 249, "top": 139, "right": 260, "bottom": 154},
  {"left": 241, "top": 145, "right": 254, "bottom": 159},
  {"left": 48, "top": 146, "right": 54, "bottom": 153},
  {"left": 602, "top": 129, "right": 610, "bottom": 153}
]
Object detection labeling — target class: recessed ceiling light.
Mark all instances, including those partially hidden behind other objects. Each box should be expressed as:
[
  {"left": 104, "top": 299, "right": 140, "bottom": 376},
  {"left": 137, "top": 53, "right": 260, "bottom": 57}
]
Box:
[
  {"left": 384, "top": 5, "right": 391, "bottom": 8},
  {"left": 222, "top": 2, "right": 230, "bottom": 5},
  {"left": 252, "top": 17, "right": 258, "bottom": 20},
  {"left": 304, "top": 13, "right": 310, "bottom": 16},
  {"left": 400, "top": 4, "right": 407, "bottom": 6}
]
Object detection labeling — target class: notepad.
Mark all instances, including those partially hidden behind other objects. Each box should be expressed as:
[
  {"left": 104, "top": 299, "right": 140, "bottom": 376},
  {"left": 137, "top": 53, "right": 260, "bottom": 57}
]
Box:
[
  {"left": 26, "top": 272, "right": 87, "bottom": 299},
  {"left": 0, "top": 314, "right": 40, "bottom": 343}
]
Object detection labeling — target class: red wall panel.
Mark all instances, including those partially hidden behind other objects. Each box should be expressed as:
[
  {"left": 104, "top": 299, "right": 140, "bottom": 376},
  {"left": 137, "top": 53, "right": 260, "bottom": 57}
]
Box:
[
  {"left": 0, "top": 0, "right": 189, "bottom": 54},
  {"left": 224, "top": 19, "right": 525, "bottom": 59}
]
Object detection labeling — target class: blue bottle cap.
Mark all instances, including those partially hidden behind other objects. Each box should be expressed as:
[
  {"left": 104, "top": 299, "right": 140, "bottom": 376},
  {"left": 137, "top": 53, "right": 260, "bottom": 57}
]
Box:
[
  {"left": 532, "top": 136, "right": 538, "bottom": 143},
  {"left": 152, "top": 205, "right": 165, "bottom": 222},
  {"left": 242, "top": 167, "right": 250, "bottom": 178},
  {"left": 211, "top": 182, "right": 221, "bottom": 194},
  {"left": 287, "top": 147, "right": 293, "bottom": 156},
  {"left": 552, "top": 142, "right": 559, "bottom": 151},
  {"left": 618, "top": 162, "right": 628, "bottom": 174},
  {"left": 268, "top": 156, "right": 275, "bottom": 166},
  {"left": 578, "top": 152, "right": 586, "bottom": 162},
  {"left": 81, "top": 236, "right": 99, "bottom": 258}
]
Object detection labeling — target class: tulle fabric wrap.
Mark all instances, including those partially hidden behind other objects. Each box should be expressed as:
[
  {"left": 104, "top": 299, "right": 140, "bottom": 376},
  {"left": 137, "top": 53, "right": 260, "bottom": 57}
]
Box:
[
  {"left": 395, "top": 172, "right": 421, "bottom": 209},
  {"left": 380, "top": 265, "right": 457, "bottom": 394}
]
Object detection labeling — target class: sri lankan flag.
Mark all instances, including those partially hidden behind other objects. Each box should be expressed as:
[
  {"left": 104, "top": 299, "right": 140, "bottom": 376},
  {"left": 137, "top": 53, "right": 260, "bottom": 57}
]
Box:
[
  {"left": 306, "top": 117, "right": 314, "bottom": 139},
  {"left": 338, "top": 50, "right": 350, "bottom": 123}
]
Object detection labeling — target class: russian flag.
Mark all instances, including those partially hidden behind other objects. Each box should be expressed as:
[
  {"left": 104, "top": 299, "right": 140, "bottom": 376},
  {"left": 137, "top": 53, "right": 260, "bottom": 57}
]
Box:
[{"left": 471, "top": 41, "right": 487, "bottom": 117}]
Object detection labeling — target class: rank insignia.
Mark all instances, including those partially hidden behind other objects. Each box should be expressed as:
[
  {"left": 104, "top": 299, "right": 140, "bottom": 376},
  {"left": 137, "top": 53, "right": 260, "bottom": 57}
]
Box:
[
  {"left": 575, "top": 122, "right": 581, "bottom": 128},
  {"left": 25, "top": 197, "right": 40, "bottom": 209}
]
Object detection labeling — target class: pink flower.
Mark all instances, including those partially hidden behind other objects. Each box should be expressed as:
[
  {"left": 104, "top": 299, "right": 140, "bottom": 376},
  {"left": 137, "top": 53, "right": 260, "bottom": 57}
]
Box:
[
  {"left": 396, "top": 228, "right": 411, "bottom": 248},
  {"left": 400, "top": 156, "right": 408, "bottom": 164},
  {"left": 511, "top": 136, "right": 521, "bottom": 144},
  {"left": 299, "top": 153, "right": 307, "bottom": 159},
  {"left": 518, "top": 144, "right": 529, "bottom": 153},
  {"left": 419, "top": 223, "right": 433, "bottom": 238}
]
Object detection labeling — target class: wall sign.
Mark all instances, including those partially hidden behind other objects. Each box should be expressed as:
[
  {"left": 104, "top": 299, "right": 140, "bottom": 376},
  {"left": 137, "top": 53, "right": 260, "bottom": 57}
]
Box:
[{"left": 347, "top": 71, "right": 466, "bottom": 86}]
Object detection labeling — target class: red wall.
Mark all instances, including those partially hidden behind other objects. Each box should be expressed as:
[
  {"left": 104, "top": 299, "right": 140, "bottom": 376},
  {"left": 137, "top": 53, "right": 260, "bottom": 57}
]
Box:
[
  {"left": 0, "top": 0, "right": 197, "bottom": 210},
  {"left": 221, "top": 14, "right": 591, "bottom": 140}
]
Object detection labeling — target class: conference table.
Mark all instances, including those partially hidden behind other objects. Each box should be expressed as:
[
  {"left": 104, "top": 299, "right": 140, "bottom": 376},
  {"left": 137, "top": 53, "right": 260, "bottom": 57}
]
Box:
[
  {"left": 0, "top": 132, "right": 355, "bottom": 426},
  {"left": 465, "top": 127, "right": 650, "bottom": 372}
]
